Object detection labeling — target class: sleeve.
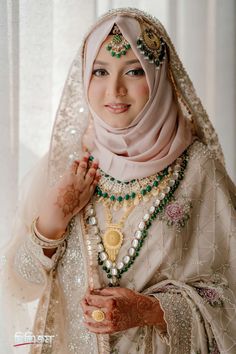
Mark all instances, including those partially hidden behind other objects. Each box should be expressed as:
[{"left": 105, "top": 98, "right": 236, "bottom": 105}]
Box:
[
  {"left": 144, "top": 148, "right": 236, "bottom": 354},
  {"left": 1, "top": 153, "right": 65, "bottom": 300}
]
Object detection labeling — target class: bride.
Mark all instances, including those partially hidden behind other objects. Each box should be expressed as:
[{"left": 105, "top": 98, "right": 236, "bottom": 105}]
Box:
[{"left": 1, "top": 8, "right": 235, "bottom": 354}]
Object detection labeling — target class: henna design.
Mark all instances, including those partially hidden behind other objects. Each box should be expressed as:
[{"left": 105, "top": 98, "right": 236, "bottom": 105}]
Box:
[
  {"left": 83, "top": 288, "right": 166, "bottom": 334},
  {"left": 55, "top": 184, "right": 80, "bottom": 217}
]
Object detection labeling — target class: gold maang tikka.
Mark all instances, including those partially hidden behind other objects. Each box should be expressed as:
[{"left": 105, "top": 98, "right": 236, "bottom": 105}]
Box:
[{"left": 106, "top": 24, "right": 131, "bottom": 58}]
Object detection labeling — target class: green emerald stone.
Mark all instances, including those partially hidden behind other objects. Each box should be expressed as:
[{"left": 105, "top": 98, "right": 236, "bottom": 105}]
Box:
[
  {"left": 107, "top": 274, "right": 112, "bottom": 278},
  {"left": 103, "top": 192, "right": 108, "bottom": 198},
  {"left": 131, "top": 192, "right": 136, "bottom": 199},
  {"left": 117, "top": 196, "right": 123, "bottom": 202},
  {"left": 110, "top": 195, "right": 115, "bottom": 201},
  {"left": 146, "top": 185, "right": 152, "bottom": 192},
  {"left": 116, "top": 53, "right": 121, "bottom": 58},
  {"left": 111, "top": 51, "right": 116, "bottom": 57},
  {"left": 125, "top": 194, "right": 130, "bottom": 200},
  {"left": 141, "top": 189, "right": 146, "bottom": 196},
  {"left": 114, "top": 34, "right": 122, "bottom": 43},
  {"left": 153, "top": 180, "right": 159, "bottom": 187}
]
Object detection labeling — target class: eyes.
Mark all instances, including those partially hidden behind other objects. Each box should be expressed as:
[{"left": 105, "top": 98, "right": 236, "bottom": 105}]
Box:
[{"left": 92, "top": 68, "right": 145, "bottom": 77}]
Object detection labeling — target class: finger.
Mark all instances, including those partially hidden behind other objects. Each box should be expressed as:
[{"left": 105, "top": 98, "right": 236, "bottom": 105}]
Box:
[
  {"left": 80, "top": 298, "right": 88, "bottom": 312},
  {"left": 83, "top": 321, "right": 112, "bottom": 334},
  {"left": 83, "top": 307, "right": 109, "bottom": 323},
  {"left": 70, "top": 160, "right": 79, "bottom": 174},
  {"left": 93, "top": 171, "right": 101, "bottom": 185},
  {"left": 84, "top": 167, "right": 97, "bottom": 186},
  {"left": 90, "top": 159, "right": 99, "bottom": 170},
  {"left": 85, "top": 293, "right": 108, "bottom": 308},
  {"left": 95, "top": 288, "right": 119, "bottom": 296},
  {"left": 76, "top": 160, "right": 88, "bottom": 177},
  {"left": 82, "top": 152, "right": 90, "bottom": 162}
]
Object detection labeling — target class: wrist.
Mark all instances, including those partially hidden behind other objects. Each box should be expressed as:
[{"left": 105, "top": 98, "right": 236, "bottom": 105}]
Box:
[
  {"left": 143, "top": 296, "right": 166, "bottom": 331},
  {"left": 37, "top": 217, "right": 67, "bottom": 240}
]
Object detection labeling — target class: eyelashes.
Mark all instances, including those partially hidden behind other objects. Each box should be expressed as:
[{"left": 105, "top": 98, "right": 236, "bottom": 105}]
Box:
[
  {"left": 92, "top": 68, "right": 145, "bottom": 77},
  {"left": 126, "top": 68, "right": 145, "bottom": 76},
  {"left": 92, "top": 69, "right": 108, "bottom": 77}
]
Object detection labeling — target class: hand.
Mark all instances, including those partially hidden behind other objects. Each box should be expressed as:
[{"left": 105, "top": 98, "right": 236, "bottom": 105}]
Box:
[
  {"left": 81, "top": 287, "right": 166, "bottom": 334},
  {"left": 37, "top": 153, "right": 100, "bottom": 239}
]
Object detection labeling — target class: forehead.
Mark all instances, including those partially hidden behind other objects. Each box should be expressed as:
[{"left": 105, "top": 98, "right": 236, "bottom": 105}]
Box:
[{"left": 93, "top": 35, "right": 141, "bottom": 65}]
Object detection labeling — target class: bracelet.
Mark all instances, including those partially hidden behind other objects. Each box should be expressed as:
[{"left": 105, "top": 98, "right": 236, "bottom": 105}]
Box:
[{"left": 30, "top": 218, "right": 69, "bottom": 249}]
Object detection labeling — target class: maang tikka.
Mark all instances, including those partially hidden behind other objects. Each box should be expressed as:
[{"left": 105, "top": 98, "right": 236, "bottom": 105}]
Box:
[
  {"left": 137, "top": 20, "right": 166, "bottom": 69},
  {"left": 106, "top": 24, "right": 131, "bottom": 58}
]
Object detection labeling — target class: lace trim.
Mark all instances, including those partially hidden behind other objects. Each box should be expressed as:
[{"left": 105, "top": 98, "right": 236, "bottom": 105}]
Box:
[{"left": 154, "top": 292, "right": 192, "bottom": 354}]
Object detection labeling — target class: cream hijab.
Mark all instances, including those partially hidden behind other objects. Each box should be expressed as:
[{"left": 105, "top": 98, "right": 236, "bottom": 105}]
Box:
[{"left": 83, "top": 15, "right": 193, "bottom": 181}]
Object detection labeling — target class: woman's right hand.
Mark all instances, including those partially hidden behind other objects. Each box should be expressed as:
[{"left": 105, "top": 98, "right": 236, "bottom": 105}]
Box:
[{"left": 37, "top": 153, "right": 100, "bottom": 240}]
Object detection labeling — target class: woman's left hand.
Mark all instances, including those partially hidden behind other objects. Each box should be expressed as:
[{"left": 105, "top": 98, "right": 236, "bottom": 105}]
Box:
[{"left": 81, "top": 287, "right": 166, "bottom": 334}]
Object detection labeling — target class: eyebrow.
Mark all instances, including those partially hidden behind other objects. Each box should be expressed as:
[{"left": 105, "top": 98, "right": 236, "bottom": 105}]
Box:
[{"left": 93, "top": 59, "right": 140, "bottom": 66}]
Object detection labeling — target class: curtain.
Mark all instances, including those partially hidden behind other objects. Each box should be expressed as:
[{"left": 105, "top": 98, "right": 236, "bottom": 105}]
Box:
[{"left": 0, "top": 0, "right": 235, "bottom": 248}]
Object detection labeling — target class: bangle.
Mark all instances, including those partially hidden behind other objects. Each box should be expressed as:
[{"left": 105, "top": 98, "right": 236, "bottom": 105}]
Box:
[{"left": 30, "top": 218, "right": 68, "bottom": 249}]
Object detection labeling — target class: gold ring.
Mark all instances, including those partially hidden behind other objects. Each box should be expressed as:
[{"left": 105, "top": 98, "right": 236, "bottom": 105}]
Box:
[{"left": 91, "top": 309, "right": 105, "bottom": 322}]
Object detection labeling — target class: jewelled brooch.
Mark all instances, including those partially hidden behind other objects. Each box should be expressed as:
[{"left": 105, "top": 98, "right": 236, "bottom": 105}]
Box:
[{"left": 137, "top": 20, "right": 166, "bottom": 69}]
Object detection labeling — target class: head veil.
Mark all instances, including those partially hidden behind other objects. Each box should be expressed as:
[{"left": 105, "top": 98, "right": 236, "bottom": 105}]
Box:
[{"left": 48, "top": 7, "right": 224, "bottom": 186}]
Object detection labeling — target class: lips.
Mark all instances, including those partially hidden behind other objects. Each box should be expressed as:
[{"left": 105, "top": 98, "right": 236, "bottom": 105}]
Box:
[{"left": 105, "top": 103, "right": 131, "bottom": 114}]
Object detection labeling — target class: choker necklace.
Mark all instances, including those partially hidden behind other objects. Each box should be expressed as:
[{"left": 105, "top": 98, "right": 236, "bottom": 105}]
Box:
[
  {"left": 85, "top": 151, "right": 189, "bottom": 287},
  {"left": 89, "top": 156, "right": 178, "bottom": 211}
]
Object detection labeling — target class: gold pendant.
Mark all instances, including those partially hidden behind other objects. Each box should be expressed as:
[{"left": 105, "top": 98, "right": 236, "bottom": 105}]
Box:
[{"left": 102, "top": 227, "right": 124, "bottom": 262}]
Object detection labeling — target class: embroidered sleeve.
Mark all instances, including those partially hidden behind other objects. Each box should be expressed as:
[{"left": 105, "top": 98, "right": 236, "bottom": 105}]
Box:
[
  {"left": 153, "top": 291, "right": 192, "bottom": 354},
  {"left": 14, "top": 237, "right": 64, "bottom": 284}
]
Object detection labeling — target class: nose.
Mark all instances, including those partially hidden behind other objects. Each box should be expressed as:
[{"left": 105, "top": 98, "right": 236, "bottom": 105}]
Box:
[{"left": 106, "top": 76, "right": 127, "bottom": 98}]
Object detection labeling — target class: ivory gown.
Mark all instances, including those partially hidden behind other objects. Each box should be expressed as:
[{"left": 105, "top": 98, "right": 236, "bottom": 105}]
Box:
[{"left": 2, "top": 141, "right": 235, "bottom": 354}]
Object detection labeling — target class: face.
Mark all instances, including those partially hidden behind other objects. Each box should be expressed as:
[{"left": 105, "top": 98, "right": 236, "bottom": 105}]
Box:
[{"left": 88, "top": 36, "right": 149, "bottom": 128}]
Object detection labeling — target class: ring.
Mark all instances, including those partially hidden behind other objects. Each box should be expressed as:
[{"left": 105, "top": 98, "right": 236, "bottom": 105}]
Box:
[{"left": 91, "top": 309, "right": 105, "bottom": 322}]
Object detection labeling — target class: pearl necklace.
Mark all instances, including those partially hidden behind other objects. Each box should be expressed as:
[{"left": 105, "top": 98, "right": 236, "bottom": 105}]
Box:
[{"left": 85, "top": 151, "right": 188, "bottom": 286}]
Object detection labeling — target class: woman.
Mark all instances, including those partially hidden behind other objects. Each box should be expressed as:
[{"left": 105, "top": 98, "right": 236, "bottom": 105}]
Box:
[{"left": 1, "top": 8, "right": 235, "bottom": 354}]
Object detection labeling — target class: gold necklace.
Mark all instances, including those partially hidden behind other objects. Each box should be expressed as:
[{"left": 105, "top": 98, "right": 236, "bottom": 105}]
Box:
[{"left": 102, "top": 200, "right": 135, "bottom": 263}]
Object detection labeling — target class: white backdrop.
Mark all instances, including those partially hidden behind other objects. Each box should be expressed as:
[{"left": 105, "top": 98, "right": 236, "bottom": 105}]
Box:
[{"left": 0, "top": 0, "right": 235, "bottom": 247}]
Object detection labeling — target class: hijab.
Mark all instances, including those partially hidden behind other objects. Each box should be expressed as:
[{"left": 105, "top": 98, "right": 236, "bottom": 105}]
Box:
[{"left": 83, "top": 15, "right": 193, "bottom": 181}]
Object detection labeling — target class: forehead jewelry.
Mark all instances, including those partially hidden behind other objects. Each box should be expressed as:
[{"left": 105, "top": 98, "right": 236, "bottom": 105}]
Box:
[
  {"left": 137, "top": 20, "right": 166, "bottom": 69},
  {"left": 106, "top": 24, "right": 131, "bottom": 58}
]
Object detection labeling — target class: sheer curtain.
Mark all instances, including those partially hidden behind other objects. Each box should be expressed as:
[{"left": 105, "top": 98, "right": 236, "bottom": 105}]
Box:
[{"left": 1, "top": 0, "right": 235, "bottom": 247}]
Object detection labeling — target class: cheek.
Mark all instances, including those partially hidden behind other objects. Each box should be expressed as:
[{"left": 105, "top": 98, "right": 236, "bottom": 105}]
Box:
[
  {"left": 88, "top": 81, "right": 104, "bottom": 105},
  {"left": 134, "top": 82, "right": 149, "bottom": 99}
]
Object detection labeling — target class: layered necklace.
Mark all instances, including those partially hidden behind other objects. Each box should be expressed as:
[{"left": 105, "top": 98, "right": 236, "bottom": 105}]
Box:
[{"left": 84, "top": 151, "right": 188, "bottom": 286}]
